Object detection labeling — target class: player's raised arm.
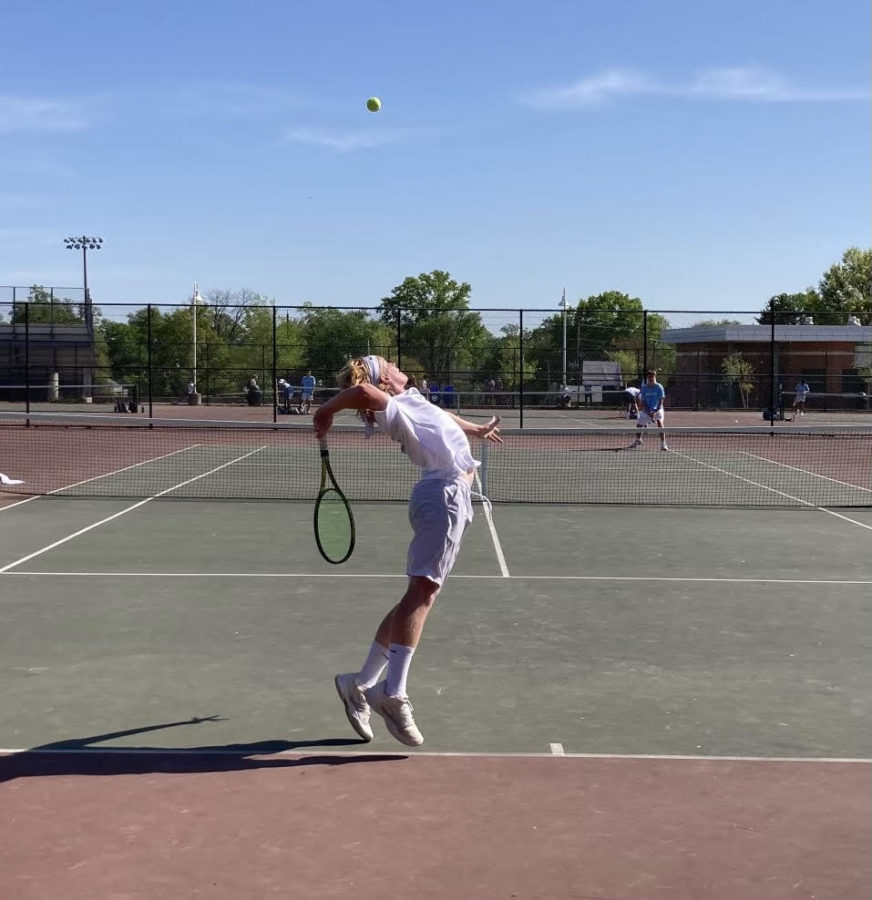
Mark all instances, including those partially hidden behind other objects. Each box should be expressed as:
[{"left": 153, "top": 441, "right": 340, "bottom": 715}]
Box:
[{"left": 313, "top": 383, "right": 387, "bottom": 439}]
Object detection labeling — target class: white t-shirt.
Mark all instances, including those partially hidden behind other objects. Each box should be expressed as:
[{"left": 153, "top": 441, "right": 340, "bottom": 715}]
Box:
[{"left": 374, "top": 388, "right": 478, "bottom": 479}]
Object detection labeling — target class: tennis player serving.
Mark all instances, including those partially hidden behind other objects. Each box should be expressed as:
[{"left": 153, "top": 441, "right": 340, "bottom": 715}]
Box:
[{"left": 314, "top": 355, "right": 501, "bottom": 746}]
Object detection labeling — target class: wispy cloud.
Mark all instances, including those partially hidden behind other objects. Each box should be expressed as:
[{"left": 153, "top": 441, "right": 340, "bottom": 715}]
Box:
[
  {"left": 519, "top": 66, "right": 870, "bottom": 109},
  {"left": 0, "top": 95, "right": 104, "bottom": 132},
  {"left": 282, "top": 126, "right": 403, "bottom": 153},
  {"left": 154, "top": 83, "right": 309, "bottom": 119}
]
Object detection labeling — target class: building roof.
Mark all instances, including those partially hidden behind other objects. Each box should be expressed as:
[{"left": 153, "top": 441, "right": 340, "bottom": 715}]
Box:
[{"left": 661, "top": 324, "right": 872, "bottom": 345}]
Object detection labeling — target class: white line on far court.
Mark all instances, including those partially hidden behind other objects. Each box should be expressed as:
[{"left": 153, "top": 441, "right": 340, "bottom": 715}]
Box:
[
  {"left": 4, "top": 572, "right": 871, "bottom": 585},
  {"left": 671, "top": 450, "right": 872, "bottom": 531},
  {"left": 0, "top": 447, "right": 267, "bottom": 574}
]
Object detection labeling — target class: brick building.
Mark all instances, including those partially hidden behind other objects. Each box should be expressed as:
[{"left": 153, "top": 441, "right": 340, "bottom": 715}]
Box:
[{"left": 659, "top": 323, "right": 872, "bottom": 410}]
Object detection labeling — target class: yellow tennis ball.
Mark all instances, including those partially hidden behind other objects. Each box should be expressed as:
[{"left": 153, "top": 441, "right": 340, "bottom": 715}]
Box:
[{"left": 366, "top": 97, "right": 381, "bottom": 112}]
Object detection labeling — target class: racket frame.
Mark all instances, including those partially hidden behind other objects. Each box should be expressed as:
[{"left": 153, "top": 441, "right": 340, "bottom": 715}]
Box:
[{"left": 314, "top": 444, "right": 356, "bottom": 564}]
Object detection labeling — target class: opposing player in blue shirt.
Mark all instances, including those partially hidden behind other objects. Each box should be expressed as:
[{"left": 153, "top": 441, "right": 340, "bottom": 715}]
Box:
[{"left": 633, "top": 370, "right": 669, "bottom": 451}]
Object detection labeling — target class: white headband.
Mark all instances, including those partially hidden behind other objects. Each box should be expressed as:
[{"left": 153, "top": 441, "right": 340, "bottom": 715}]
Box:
[
  {"left": 362, "top": 355, "right": 381, "bottom": 386},
  {"left": 360, "top": 355, "right": 382, "bottom": 438}
]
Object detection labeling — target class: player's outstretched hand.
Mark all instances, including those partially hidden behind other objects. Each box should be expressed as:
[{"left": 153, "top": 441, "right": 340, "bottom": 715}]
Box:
[{"left": 479, "top": 415, "right": 502, "bottom": 443}]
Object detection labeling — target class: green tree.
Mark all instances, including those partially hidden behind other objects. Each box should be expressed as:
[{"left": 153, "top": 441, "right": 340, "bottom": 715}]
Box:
[
  {"left": 378, "top": 270, "right": 491, "bottom": 384},
  {"left": 302, "top": 306, "right": 394, "bottom": 379},
  {"left": 814, "top": 247, "right": 872, "bottom": 324},
  {"left": 12, "top": 285, "right": 83, "bottom": 324},
  {"left": 757, "top": 292, "right": 817, "bottom": 325},
  {"left": 721, "top": 352, "right": 755, "bottom": 408}
]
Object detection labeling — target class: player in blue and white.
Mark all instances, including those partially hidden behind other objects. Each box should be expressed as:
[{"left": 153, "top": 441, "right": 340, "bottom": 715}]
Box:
[
  {"left": 299, "top": 370, "right": 317, "bottom": 414},
  {"left": 633, "top": 370, "right": 669, "bottom": 451}
]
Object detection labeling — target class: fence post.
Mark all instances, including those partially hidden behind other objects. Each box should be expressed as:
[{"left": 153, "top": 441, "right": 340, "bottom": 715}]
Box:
[
  {"left": 396, "top": 307, "right": 402, "bottom": 369},
  {"left": 642, "top": 310, "right": 648, "bottom": 374},
  {"left": 24, "top": 301, "right": 30, "bottom": 415},
  {"left": 272, "top": 306, "right": 278, "bottom": 423},
  {"left": 769, "top": 307, "right": 776, "bottom": 431},
  {"left": 147, "top": 304, "right": 154, "bottom": 418},
  {"left": 519, "top": 309, "right": 524, "bottom": 429}
]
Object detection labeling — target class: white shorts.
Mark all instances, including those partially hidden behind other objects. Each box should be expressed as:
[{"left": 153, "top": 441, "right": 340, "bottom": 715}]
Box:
[
  {"left": 637, "top": 409, "right": 665, "bottom": 426},
  {"left": 406, "top": 477, "right": 473, "bottom": 586}
]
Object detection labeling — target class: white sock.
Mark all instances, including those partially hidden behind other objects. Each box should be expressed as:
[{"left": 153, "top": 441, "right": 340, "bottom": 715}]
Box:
[
  {"left": 356, "top": 642, "right": 389, "bottom": 689},
  {"left": 385, "top": 643, "right": 415, "bottom": 697}
]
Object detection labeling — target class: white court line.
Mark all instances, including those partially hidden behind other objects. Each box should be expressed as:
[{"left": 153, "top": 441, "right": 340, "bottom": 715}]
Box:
[
  {"left": 671, "top": 449, "right": 872, "bottom": 531},
  {"left": 737, "top": 450, "right": 872, "bottom": 494},
  {"left": 0, "top": 447, "right": 266, "bottom": 574},
  {"left": 474, "top": 469, "right": 510, "bottom": 578},
  {"left": 5, "top": 572, "right": 871, "bottom": 585},
  {"left": 0, "top": 746, "right": 867, "bottom": 763},
  {"left": 0, "top": 443, "right": 203, "bottom": 513}
]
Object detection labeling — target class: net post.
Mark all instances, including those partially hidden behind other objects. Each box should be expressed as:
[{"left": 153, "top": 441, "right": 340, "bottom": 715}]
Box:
[{"left": 479, "top": 437, "right": 490, "bottom": 499}]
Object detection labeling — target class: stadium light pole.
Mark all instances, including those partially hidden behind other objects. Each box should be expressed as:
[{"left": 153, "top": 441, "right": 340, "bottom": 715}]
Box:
[
  {"left": 559, "top": 287, "right": 568, "bottom": 386},
  {"left": 64, "top": 235, "right": 103, "bottom": 334},
  {"left": 64, "top": 235, "right": 103, "bottom": 398}
]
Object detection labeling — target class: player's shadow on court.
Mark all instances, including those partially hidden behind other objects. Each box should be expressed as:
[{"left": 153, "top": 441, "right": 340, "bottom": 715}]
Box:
[{"left": 0, "top": 716, "right": 406, "bottom": 783}]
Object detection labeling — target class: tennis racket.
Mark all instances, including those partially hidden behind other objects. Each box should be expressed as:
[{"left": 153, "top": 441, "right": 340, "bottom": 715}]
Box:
[{"left": 314, "top": 440, "right": 355, "bottom": 564}]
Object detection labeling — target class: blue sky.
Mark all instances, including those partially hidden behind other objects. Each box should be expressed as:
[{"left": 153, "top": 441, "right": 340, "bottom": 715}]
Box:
[{"left": 1, "top": 0, "right": 868, "bottom": 313}]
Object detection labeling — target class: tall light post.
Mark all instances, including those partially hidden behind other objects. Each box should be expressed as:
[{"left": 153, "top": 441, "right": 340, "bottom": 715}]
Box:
[
  {"left": 64, "top": 235, "right": 103, "bottom": 334},
  {"left": 559, "top": 287, "right": 568, "bottom": 387},
  {"left": 64, "top": 235, "right": 103, "bottom": 398},
  {"left": 190, "top": 282, "right": 206, "bottom": 397}
]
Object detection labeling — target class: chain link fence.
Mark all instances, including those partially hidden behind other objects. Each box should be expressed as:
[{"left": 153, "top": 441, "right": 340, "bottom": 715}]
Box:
[{"left": 1, "top": 295, "right": 870, "bottom": 424}]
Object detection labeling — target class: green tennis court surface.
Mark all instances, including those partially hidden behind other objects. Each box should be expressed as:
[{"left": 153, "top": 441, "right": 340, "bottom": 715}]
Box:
[{"left": 0, "top": 495, "right": 868, "bottom": 759}]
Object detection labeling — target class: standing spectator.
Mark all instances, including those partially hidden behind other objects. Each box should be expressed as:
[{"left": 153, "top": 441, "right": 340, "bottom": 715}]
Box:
[
  {"left": 559, "top": 384, "right": 572, "bottom": 409},
  {"left": 583, "top": 382, "right": 593, "bottom": 406},
  {"left": 792, "top": 378, "right": 810, "bottom": 417},
  {"left": 300, "top": 370, "right": 317, "bottom": 414},
  {"left": 419, "top": 378, "right": 430, "bottom": 401},
  {"left": 633, "top": 371, "right": 668, "bottom": 451}
]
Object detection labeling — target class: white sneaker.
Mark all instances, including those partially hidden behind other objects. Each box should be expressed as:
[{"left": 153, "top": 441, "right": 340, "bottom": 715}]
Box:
[
  {"left": 334, "top": 673, "right": 373, "bottom": 741},
  {"left": 364, "top": 682, "right": 424, "bottom": 747},
  {"left": 631, "top": 437, "right": 643, "bottom": 449},
  {"left": 661, "top": 444, "right": 669, "bottom": 451}
]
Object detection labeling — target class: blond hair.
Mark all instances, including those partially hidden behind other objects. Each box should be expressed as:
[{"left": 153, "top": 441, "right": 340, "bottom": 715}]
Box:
[
  {"left": 336, "top": 356, "right": 390, "bottom": 392},
  {"left": 336, "top": 356, "right": 389, "bottom": 428}
]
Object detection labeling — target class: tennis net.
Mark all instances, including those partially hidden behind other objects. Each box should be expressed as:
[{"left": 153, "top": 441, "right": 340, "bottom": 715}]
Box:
[{"left": 0, "top": 411, "right": 869, "bottom": 507}]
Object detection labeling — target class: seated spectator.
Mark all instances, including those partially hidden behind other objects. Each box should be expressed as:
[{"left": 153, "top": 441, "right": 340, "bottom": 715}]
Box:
[{"left": 246, "top": 376, "right": 263, "bottom": 407}]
